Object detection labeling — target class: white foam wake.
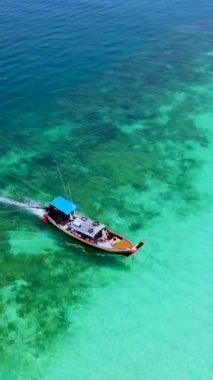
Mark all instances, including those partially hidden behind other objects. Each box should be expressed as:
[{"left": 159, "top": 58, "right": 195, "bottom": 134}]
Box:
[{"left": 0, "top": 196, "right": 46, "bottom": 217}]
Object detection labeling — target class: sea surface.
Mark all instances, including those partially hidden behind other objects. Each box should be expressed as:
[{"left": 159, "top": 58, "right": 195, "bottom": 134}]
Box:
[{"left": 0, "top": 1, "right": 213, "bottom": 379}]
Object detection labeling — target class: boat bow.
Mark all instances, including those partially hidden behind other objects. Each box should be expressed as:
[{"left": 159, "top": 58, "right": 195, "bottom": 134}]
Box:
[{"left": 130, "top": 240, "right": 145, "bottom": 253}]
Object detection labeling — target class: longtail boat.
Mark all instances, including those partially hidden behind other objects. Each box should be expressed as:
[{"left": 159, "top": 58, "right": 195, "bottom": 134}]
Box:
[{"left": 41, "top": 196, "right": 144, "bottom": 257}]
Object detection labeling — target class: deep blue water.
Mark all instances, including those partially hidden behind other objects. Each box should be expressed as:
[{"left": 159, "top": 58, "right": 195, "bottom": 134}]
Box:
[{"left": 1, "top": 0, "right": 212, "bottom": 116}]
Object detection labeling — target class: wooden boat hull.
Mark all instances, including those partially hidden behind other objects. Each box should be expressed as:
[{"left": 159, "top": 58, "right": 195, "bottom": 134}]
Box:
[{"left": 45, "top": 215, "right": 141, "bottom": 257}]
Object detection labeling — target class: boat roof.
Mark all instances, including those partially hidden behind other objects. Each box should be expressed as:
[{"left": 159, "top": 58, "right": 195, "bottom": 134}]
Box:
[
  {"left": 72, "top": 215, "right": 106, "bottom": 238},
  {"left": 50, "top": 196, "right": 77, "bottom": 215}
]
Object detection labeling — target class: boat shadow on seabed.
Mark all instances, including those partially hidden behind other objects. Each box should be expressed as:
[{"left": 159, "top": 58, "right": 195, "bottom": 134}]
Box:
[{"left": 60, "top": 237, "right": 135, "bottom": 270}]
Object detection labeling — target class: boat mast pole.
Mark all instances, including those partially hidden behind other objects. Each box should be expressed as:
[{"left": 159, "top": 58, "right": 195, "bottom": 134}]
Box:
[
  {"left": 67, "top": 183, "right": 73, "bottom": 203},
  {"left": 57, "top": 164, "right": 69, "bottom": 199}
]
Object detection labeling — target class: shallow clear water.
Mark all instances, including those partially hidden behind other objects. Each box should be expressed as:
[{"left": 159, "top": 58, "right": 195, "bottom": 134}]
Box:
[{"left": 0, "top": 1, "right": 213, "bottom": 379}]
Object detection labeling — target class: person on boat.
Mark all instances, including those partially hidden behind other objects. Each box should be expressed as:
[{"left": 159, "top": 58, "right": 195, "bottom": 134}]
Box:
[
  {"left": 111, "top": 236, "right": 120, "bottom": 246},
  {"left": 69, "top": 211, "right": 75, "bottom": 222},
  {"left": 101, "top": 228, "right": 108, "bottom": 241}
]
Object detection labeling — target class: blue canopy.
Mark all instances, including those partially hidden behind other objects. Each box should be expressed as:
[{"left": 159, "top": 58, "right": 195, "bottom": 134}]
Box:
[{"left": 50, "top": 196, "right": 77, "bottom": 215}]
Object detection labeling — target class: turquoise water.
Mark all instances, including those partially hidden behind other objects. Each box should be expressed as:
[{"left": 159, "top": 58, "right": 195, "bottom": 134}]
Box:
[{"left": 0, "top": 1, "right": 213, "bottom": 379}]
